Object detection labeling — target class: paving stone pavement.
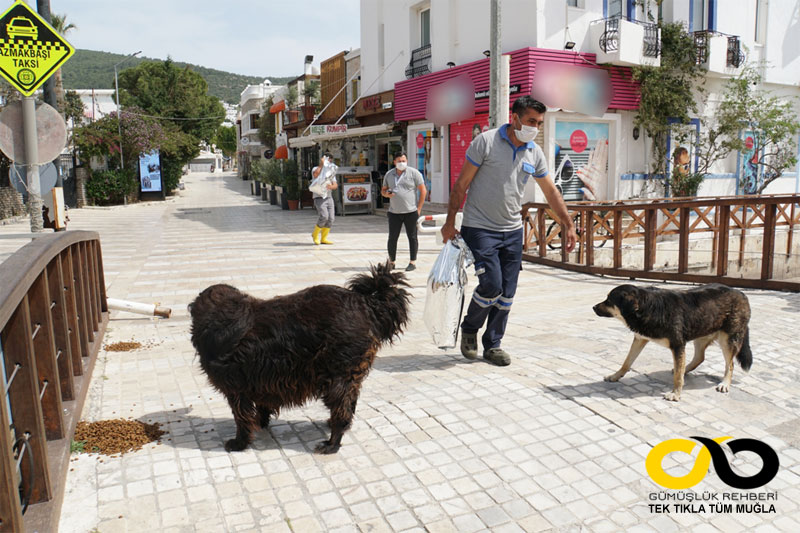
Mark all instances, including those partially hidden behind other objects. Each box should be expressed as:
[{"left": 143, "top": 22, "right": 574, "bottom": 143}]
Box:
[{"left": 3, "top": 171, "right": 800, "bottom": 532}]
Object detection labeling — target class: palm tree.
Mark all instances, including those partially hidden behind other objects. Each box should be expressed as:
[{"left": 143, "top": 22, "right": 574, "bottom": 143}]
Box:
[{"left": 50, "top": 14, "right": 76, "bottom": 111}]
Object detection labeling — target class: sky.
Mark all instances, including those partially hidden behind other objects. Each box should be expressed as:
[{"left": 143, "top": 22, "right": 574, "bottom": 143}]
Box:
[{"left": 52, "top": 0, "right": 361, "bottom": 78}]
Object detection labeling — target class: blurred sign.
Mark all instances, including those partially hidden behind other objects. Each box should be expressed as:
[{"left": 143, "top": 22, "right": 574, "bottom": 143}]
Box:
[
  {"left": 0, "top": 0, "right": 75, "bottom": 96},
  {"left": 355, "top": 90, "right": 394, "bottom": 118},
  {"left": 531, "top": 60, "right": 612, "bottom": 117},
  {"left": 0, "top": 100, "right": 66, "bottom": 163},
  {"left": 426, "top": 75, "right": 475, "bottom": 126}
]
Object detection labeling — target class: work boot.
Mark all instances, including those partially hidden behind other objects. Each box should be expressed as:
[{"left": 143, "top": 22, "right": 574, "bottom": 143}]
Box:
[
  {"left": 320, "top": 227, "right": 333, "bottom": 245},
  {"left": 460, "top": 331, "right": 478, "bottom": 360},
  {"left": 312, "top": 225, "right": 322, "bottom": 245},
  {"left": 483, "top": 347, "right": 511, "bottom": 366}
]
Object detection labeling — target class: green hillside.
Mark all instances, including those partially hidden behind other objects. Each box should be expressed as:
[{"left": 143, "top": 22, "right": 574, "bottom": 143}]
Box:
[{"left": 60, "top": 49, "right": 293, "bottom": 104}]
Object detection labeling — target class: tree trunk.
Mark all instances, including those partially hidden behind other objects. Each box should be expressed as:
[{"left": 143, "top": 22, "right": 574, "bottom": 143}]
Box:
[{"left": 54, "top": 69, "right": 65, "bottom": 112}]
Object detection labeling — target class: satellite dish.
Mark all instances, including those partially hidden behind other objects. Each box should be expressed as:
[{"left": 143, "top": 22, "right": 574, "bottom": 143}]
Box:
[{"left": 0, "top": 100, "right": 67, "bottom": 164}]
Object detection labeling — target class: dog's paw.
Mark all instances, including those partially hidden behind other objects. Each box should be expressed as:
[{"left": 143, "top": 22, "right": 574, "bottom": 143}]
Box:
[
  {"left": 716, "top": 382, "right": 730, "bottom": 393},
  {"left": 604, "top": 373, "right": 622, "bottom": 382},
  {"left": 663, "top": 391, "right": 681, "bottom": 402},
  {"left": 314, "top": 440, "right": 340, "bottom": 455},
  {"left": 224, "top": 438, "right": 249, "bottom": 452}
]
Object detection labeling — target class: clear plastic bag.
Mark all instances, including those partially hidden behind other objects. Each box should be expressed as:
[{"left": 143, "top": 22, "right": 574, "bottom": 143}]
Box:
[
  {"left": 423, "top": 236, "right": 474, "bottom": 349},
  {"left": 309, "top": 158, "right": 338, "bottom": 196}
]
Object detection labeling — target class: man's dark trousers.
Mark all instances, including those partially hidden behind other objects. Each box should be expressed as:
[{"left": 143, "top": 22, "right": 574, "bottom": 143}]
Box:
[{"left": 459, "top": 226, "right": 523, "bottom": 351}]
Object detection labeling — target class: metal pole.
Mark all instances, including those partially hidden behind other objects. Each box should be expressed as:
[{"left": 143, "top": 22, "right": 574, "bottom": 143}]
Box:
[
  {"left": 22, "top": 96, "right": 43, "bottom": 232},
  {"left": 113, "top": 51, "right": 142, "bottom": 172},
  {"left": 114, "top": 66, "right": 123, "bottom": 170},
  {"left": 488, "top": 0, "right": 502, "bottom": 128}
]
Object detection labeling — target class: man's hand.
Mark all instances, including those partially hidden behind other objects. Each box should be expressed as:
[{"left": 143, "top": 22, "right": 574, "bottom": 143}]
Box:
[
  {"left": 576, "top": 139, "right": 608, "bottom": 201},
  {"left": 563, "top": 223, "right": 578, "bottom": 253},
  {"left": 441, "top": 221, "right": 459, "bottom": 242}
]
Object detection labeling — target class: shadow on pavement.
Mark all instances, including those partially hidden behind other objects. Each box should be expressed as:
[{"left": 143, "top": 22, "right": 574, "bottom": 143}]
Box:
[
  {"left": 374, "top": 352, "right": 469, "bottom": 373},
  {"left": 544, "top": 369, "right": 723, "bottom": 400}
]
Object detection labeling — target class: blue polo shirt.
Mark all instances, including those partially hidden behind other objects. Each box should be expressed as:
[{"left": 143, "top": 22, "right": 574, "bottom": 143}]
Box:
[{"left": 462, "top": 124, "right": 548, "bottom": 232}]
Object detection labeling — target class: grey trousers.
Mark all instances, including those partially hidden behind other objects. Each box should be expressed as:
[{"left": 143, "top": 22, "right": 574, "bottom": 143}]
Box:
[{"left": 314, "top": 196, "right": 335, "bottom": 228}]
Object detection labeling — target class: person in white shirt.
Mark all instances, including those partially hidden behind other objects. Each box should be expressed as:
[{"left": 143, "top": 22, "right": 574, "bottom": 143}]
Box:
[
  {"left": 311, "top": 153, "right": 339, "bottom": 245},
  {"left": 381, "top": 151, "right": 427, "bottom": 271}
]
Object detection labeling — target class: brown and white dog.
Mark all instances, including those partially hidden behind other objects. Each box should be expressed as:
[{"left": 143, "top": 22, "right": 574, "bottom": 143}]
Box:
[{"left": 593, "top": 284, "right": 752, "bottom": 401}]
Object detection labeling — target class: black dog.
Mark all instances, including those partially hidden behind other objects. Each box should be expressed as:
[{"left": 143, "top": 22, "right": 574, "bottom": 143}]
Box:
[
  {"left": 189, "top": 262, "right": 410, "bottom": 453},
  {"left": 593, "top": 284, "right": 752, "bottom": 401}
]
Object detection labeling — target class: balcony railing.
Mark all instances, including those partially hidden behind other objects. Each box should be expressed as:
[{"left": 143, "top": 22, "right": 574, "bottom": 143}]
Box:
[
  {"left": 597, "top": 16, "right": 661, "bottom": 58},
  {"left": 693, "top": 30, "right": 745, "bottom": 68},
  {"left": 405, "top": 44, "right": 432, "bottom": 79}
]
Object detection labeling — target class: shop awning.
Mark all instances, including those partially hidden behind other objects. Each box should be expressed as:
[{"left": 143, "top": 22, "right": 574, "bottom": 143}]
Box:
[
  {"left": 269, "top": 100, "right": 286, "bottom": 114},
  {"left": 274, "top": 145, "right": 288, "bottom": 159},
  {"left": 288, "top": 123, "right": 394, "bottom": 148}
]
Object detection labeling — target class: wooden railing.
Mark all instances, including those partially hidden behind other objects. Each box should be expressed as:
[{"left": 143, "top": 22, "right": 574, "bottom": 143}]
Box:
[
  {"left": 0, "top": 231, "right": 108, "bottom": 532},
  {"left": 523, "top": 194, "right": 800, "bottom": 292}
]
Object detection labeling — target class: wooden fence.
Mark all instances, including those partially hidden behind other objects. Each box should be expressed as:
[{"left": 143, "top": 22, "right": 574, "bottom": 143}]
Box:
[
  {"left": 0, "top": 231, "right": 107, "bottom": 531},
  {"left": 523, "top": 194, "right": 800, "bottom": 292}
]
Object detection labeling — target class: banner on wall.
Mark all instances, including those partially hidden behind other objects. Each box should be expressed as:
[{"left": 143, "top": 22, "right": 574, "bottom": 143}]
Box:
[
  {"left": 449, "top": 114, "right": 490, "bottom": 189},
  {"left": 554, "top": 121, "right": 609, "bottom": 201}
]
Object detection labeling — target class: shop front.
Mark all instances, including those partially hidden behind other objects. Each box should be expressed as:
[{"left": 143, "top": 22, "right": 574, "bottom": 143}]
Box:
[{"left": 394, "top": 47, "right": 640, "bottom": 204}]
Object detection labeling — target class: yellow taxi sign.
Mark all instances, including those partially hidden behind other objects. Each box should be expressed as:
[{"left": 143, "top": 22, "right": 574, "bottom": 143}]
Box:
[{"left": 0, "top": 1, "right": 75, "bottom": 96}]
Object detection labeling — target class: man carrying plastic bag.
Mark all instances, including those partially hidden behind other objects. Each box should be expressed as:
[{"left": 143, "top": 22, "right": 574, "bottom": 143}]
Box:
[{"left": 309, "top": 154, "right": 339, "bottom": 245}]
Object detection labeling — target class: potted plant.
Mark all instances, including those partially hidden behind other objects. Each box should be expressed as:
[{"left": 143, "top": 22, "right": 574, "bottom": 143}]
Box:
[
  {"left": 282, "top": 160, "right": 301, "bottom": 210},
  {"left": 284, "top": 86, "right": 300, "bottom": 124},
  {"left": 302, "top": 81, "right": 319, "bottom": 123},
  {"left": 669, "top": 170, "right": 704, "bottom": 198}
]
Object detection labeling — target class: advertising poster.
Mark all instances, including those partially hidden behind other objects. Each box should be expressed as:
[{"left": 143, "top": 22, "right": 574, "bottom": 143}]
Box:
[
  {"left": 449, "top": 113, "right": 490, "bottom": 189},
  {"left": 138, "top": 149, "right": 163, "bottom": 192},
  {"left": 342, "top": 174, "right": 371, "bottom": 205},
  {"left": 739, "top": 130, "right": 762, "bottom": 194},
  {"left": 414, "top": 131, "right": 433, "bottom": 201},
  {"left": 554, "top": 120, "right": 609, "bottom": 201}
]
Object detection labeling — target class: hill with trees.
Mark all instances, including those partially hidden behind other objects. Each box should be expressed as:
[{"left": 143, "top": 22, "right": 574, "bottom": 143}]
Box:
[{"left": 60, "top": 49, "right": 293, "bottom": 104}]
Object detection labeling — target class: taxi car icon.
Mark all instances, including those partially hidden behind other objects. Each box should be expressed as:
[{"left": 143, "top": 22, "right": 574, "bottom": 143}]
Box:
[{"left": 6, "top": 17, "right": 38, "bottom": 40}]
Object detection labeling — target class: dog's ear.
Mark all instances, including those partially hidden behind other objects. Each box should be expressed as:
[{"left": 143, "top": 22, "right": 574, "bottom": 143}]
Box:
[{"left": 621, "top": 288, "right": 640, "bottom": 313}]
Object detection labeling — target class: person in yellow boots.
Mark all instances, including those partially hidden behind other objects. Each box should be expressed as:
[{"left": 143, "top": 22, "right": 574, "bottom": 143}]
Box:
[{"left": 310, "top": 153, "right": 338, "bottom": 245}]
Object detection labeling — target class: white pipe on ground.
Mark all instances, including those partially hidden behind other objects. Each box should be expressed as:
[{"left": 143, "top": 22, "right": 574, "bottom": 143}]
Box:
[{"left": 107, "top": 298, "right": 171, "bottom": 318}]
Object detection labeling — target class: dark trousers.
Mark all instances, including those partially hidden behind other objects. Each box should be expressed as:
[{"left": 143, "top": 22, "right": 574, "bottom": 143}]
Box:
[
  {"left": 460, "top": 226, "right": 523, "bottom": 351},
  {"left": 387, "top": 211, "right": 419, "bottom": 262}
]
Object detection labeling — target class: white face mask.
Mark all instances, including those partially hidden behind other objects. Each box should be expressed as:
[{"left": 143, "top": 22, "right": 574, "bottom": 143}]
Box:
[
  {"left": 396, "top": 162, "right": 408, "bottom": 172},
  {"left": 515, "top": 124, "right": 539, "bottom": 143}
]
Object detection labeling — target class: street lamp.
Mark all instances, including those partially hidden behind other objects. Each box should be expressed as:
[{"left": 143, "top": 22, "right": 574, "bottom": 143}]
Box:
[{"left": 114, "top": 50, "right": 141, "bottom": 171}]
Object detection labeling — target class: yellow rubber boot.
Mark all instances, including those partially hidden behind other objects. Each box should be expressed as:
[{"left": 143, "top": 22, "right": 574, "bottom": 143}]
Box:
[
  {"left": 312, "top": 225, "right": 322, "bottom": 245},
  {"left": 320, "top": 227, "right": 333, "bottom": 245}
]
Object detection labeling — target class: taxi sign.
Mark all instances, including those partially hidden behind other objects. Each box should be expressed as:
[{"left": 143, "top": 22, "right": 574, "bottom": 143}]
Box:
[{"left": 0, "top": 1, "right": 75, "bottom": 96}]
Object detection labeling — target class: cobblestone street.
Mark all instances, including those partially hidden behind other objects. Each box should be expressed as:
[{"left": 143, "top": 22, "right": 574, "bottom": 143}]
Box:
[{"left": 4, "top": 170, "right": 799, "bottom": 532}]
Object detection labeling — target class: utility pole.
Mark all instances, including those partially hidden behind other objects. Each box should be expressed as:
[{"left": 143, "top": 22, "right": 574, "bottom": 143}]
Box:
[
  {"left": 23, "top": 97, "right": 43, "bottom": 232},
  {"left": 488, "top": 0, "right": 502, "bottom": 128}
]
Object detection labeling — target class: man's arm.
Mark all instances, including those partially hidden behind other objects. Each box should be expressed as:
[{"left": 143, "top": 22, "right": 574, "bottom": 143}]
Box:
[
  {"left": 441, "top": 161, "right": 479, "bottom": 241},
  {"left": 312, "top": 166, "right": 321, "bottom": 179},
  {"left": 537, "top": 174, "right": 577, "bottom": 252},
  {"left": 416, "top": 183, "right": 427, "bottom": 214}
]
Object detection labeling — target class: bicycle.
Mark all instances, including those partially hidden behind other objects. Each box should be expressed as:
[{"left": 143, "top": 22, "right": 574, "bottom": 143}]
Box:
[{"left": 544, "top": 155, "right": 611, "bottom": 250}]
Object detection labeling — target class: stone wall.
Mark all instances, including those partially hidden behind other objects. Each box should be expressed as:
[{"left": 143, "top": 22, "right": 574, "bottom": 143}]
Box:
[{"left": 0, "top": 186, "right": 24, "bottom": 220}]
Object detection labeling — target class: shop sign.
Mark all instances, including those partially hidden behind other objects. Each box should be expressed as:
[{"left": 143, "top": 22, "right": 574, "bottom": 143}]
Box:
[
  {"left": 474, "top": 84, "right": 520, "bottom": 100},
  {"left": 310, "top": 124, "right": 348, "bottom": 135},
  {"left": 355, "top": 90, "right": 394, "bottom": 118}
]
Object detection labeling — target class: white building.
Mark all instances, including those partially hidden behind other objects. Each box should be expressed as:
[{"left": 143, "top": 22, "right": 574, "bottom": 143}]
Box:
[
  {"left": 74, "top": 89, "right": 117, "bottom": 122},
  {"left": 237, "top": 79, "right": 284, "bottom": 166},
  {"left": 360, "top": 0, "right": 800, "bottom": 203}
]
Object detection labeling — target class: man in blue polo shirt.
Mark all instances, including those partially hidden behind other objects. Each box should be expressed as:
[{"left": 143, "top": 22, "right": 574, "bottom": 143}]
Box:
[{"left": 441, "top": 96, "right": 577, "bottom": 366}]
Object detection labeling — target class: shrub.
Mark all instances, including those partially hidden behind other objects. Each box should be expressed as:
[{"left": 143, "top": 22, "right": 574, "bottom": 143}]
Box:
[
  {"left": 669, "top": 170, "right": 705, "bottom": 197},
  {"left": 86, "top": 169, "right": 137, "bottom": 206},
  {"left": 281, "top": 160, "right": 300, "bottom": 200}
]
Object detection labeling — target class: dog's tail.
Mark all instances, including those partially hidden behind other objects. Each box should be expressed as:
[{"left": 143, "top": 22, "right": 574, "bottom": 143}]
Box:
[
  {"left": 347, "top": 262, "right": 411, "bottom": 342},
  {"left": 735, "top": 327, "right": 752, "bottom": 372}
]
